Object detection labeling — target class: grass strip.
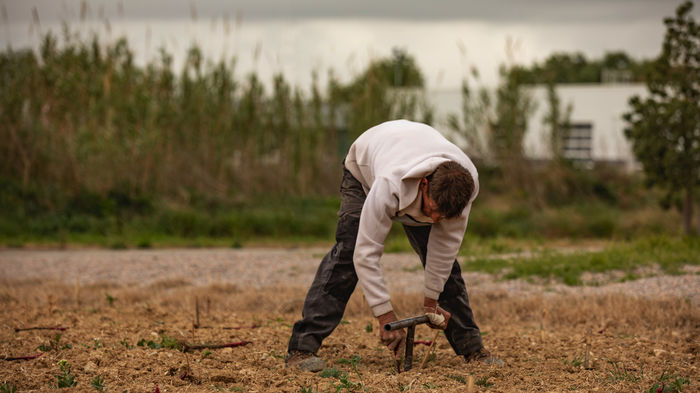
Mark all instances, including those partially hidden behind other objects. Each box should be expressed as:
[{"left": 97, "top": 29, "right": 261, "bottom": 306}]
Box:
[{"left": 461, "top": 236, "right": 699, "bottom": 285}]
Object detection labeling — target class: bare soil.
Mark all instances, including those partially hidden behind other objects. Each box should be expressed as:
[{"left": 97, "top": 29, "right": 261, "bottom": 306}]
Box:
[{"left": 0, "top": 248, "right": 697, "bottom": 392}]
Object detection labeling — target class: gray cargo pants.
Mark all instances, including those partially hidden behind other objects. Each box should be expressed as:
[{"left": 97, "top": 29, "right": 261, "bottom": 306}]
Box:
[{"left": 287, "top": 167, "right": 483, "bottom": 357}]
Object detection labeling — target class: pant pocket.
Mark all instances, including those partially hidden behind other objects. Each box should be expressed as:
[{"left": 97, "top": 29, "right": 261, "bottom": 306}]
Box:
[{"left": 322, "top": 261, "right": 357, "bottom": 303}]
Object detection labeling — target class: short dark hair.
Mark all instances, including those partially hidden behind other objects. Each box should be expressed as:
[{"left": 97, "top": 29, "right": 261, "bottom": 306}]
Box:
[{"left": 427, "top": 161, "right": 474, "bottom": 219}]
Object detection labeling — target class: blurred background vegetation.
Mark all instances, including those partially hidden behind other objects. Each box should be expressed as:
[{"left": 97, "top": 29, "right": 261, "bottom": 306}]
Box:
[{"left": 0, "top": 3, "right": 696, "bottom": 249}]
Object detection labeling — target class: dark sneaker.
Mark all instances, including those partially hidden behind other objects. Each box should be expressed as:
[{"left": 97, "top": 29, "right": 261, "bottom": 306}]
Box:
[
  {"left": 285, "top": 351, "right": 326, "bottom": 372},
  {"left": 464, "top": 348, "right": 504, "bottom": 366}
]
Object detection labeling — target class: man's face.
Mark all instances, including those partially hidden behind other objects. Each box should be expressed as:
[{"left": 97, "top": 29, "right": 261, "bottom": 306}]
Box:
[{"left": 420, "top": 177, "right": 444, "bottom": 223}]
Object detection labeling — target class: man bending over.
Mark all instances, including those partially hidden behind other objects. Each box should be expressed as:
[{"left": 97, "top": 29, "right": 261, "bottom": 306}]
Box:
[{"left": 286, "top": 119, "right": 501, "bottom": 371}]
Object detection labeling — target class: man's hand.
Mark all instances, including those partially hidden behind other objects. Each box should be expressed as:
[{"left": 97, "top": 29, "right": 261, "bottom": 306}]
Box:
[
  {"left": 377, "top": 311, "right": 405, "bottom": 360},
  {"left": 424, "top": 297, "right": 450, "bottom": 330}
]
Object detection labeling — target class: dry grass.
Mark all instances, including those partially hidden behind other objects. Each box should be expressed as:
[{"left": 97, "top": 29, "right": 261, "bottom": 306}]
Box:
[
  {"left": 2, "top": 280, "right": 696, "bottom": 334},
  {"left": 0, "top": 280, "right": 697, "bottom": 392}
]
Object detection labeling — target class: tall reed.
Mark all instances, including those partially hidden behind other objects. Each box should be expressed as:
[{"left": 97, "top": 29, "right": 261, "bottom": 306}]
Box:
[{"left": 0, "top": 31, "right": 425, "bottom": 208}]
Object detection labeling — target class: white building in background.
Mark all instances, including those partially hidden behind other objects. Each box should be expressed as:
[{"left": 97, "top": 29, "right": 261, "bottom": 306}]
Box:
[
  {"left": 417, "top": 84, "right": 647, "bottom": 171},
  {"left": 522, "top": 84, "right": 646, "bottom": 170}
]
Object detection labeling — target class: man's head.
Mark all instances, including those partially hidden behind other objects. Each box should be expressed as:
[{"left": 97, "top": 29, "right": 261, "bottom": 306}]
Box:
[{"left": 419, "top": 161, "right": 474, "bottom": 222}]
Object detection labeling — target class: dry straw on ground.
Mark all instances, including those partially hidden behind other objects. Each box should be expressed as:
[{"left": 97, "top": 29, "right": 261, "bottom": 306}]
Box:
[{"left": 0, "top": 279, "right": 697, "bottom": 392}]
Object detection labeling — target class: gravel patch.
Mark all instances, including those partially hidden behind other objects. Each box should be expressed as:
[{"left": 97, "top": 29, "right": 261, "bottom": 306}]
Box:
[{"left": 1, "top": 248, "right": 697, "bottom": 303}]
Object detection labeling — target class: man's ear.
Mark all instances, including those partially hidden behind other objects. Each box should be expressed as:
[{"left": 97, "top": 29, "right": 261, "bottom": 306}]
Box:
[{"left": 418, "top": 178, "right": 428, "bottom": 191}]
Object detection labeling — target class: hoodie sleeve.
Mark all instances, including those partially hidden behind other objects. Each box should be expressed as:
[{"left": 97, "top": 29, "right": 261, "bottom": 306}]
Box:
[
  {"left": 423, "top": 203, "right": 471, "bottom": 300},
  {"left": 353, "top": 177, "right": 399, "bottom": 317}
]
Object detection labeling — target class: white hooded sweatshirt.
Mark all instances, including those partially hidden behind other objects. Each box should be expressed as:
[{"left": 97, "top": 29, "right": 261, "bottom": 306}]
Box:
[{"left": 344, "top": 120, "right": 479, "bottom": 317}]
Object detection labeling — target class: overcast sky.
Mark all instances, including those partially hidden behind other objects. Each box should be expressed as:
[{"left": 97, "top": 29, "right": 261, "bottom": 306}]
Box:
[{"left": 1, "top": 0, "right": 696, "bottom": 89}]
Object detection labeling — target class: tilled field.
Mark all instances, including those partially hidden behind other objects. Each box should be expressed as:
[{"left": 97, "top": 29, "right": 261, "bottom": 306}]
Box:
[{"left": 0, "top": 248, "right": 697, "bottom": 392}]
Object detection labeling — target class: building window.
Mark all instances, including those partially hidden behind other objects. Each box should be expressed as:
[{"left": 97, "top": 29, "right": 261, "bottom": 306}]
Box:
[{"left": 563, "top": 122, "right": 593, "bottom": 166}]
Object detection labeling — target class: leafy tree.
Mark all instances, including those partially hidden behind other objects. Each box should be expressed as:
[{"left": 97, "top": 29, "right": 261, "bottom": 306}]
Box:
[
  {"left": 354, "top": 47, "right": 425, "bottom": 88},
  {"left": 449, "top": 64, "right": 535, "bottom": 163},
  {"left": 543, "top": 81, "right": 572, "bottom": 162},
  {"left": 490, "top": 65, "right": 536, "bottom": 165},
  {"left": 342, "top": 47, "right": 426, "bottom": 138},
  {"left": 509, "top": 51, "right": 652, "bottom": 84},
  {"left": 624, "top": 1, "right": 700, "bottom": 235},
  {"left": 448, "top": 63, "right": 536, "bottom": 201},
  {"left": 447, "top": 67, "right": 492, "bottom": 158}
]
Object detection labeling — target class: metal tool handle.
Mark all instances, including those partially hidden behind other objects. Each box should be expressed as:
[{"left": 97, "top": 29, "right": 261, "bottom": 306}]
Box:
[{"left": 384, "top": 315, "right": 429, "bottom": 331}]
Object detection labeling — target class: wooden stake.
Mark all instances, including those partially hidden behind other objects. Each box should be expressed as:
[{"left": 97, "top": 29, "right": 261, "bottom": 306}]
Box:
[
  {"left": 14, "top": 326, "right": 68, "bottom": 332},
  {"left": 2, "top": 353, "right": 45, "bottom": 361},
  {"left": 540, "top": 308, "right": 547, "bottom": 341},
  {"left": 420, "top": 330, "right": 441, "bottom": 369},
  {"left": 74, "top": 278, "right": 80, "bottom": 307},
  {"left": 466, "top": 375, "right": 474, "bottom": 393},
  {"left": 182, "top": 341, "right": 251, "bottom": 352},
  {"left": 181, "top": 351, "right": 192, "bottom": 379},
  {"left": 584, "top": 327, "right": 592, "bottom": 369},
  {"left": 194, "top": 297, "right": 200, "bottom": 328}
]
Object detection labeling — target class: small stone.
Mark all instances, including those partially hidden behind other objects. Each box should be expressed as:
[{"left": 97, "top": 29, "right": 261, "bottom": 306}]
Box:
[
  {"left": 83, "top": 361, "right": 98, "bottom": 373},
  {"left": 653, "top": 348, "right": 667, "bottom": 357}
]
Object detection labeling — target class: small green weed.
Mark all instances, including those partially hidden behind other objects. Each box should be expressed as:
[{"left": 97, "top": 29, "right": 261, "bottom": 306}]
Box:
[
  {"left": 607, "top": 361, "right": 642, "bottom": 383},
  {"left": 563, "top": 355, "right": 584, "bottom": 368},
  {"left": 475, "top": 376, "right": 494, "bottom": 388},
  {"left": 202, "top": 350, "right": 212, "bottom": 359},
  {"left": 422, "top": 382, "right": 441, "bottom": 389},
  {"left": 320, "top": 355, "right": 367, "bottom": 392},
  {"left": 136, "top": 334, "right": 182, "bottom": 350},
  {"left": 120, "top": 338, "right": 134, "bottom": 349},
  {"left": 423, "top": 349, "right": 437, "bottom": 365},
  {"left": 273, "top": 317, "right": 293, "bottom": 328},
  {"left": 647, "top": 371, "right": 690, "bottom": 392},
  {"left": 0, "top": 384, "right": 17, "bottom": 393},
  {"left": 37, "top": 333, "right": 66, "bottom": 352},
  {"left": 105, "top": 293, "right": 116, "bottom": 307},
  {"left": 93, "top": 338, "right": 103, "bottom": 349},
  {"left": 336, "top": 355, "right": 362, "bottom": 366},
  {"left": 320, "top": 367, "right": 343, "bottom": 379},
  {"left": 159, "top": 335, "right": 181, "bottom": 349},
  {"left": 447, "top": 374, "right": 467, "bottom": 384},
  {"left": 56, "top": 359, "right": 78, "bottom": 388},
  {"left": 91, "top": 375, "right": 106, "bottom": 392},
  {"left": 269, "top": 350, "right": 285, "bottom": 359},
  {"left": 332, "top": 373, "right": 362, "bottom": 392},
  {"left": 340, "top": 319, "right": 350, "bottom": 325},
  {"left": 364, "top": 323, "right": 373, "bottom": 333}
]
